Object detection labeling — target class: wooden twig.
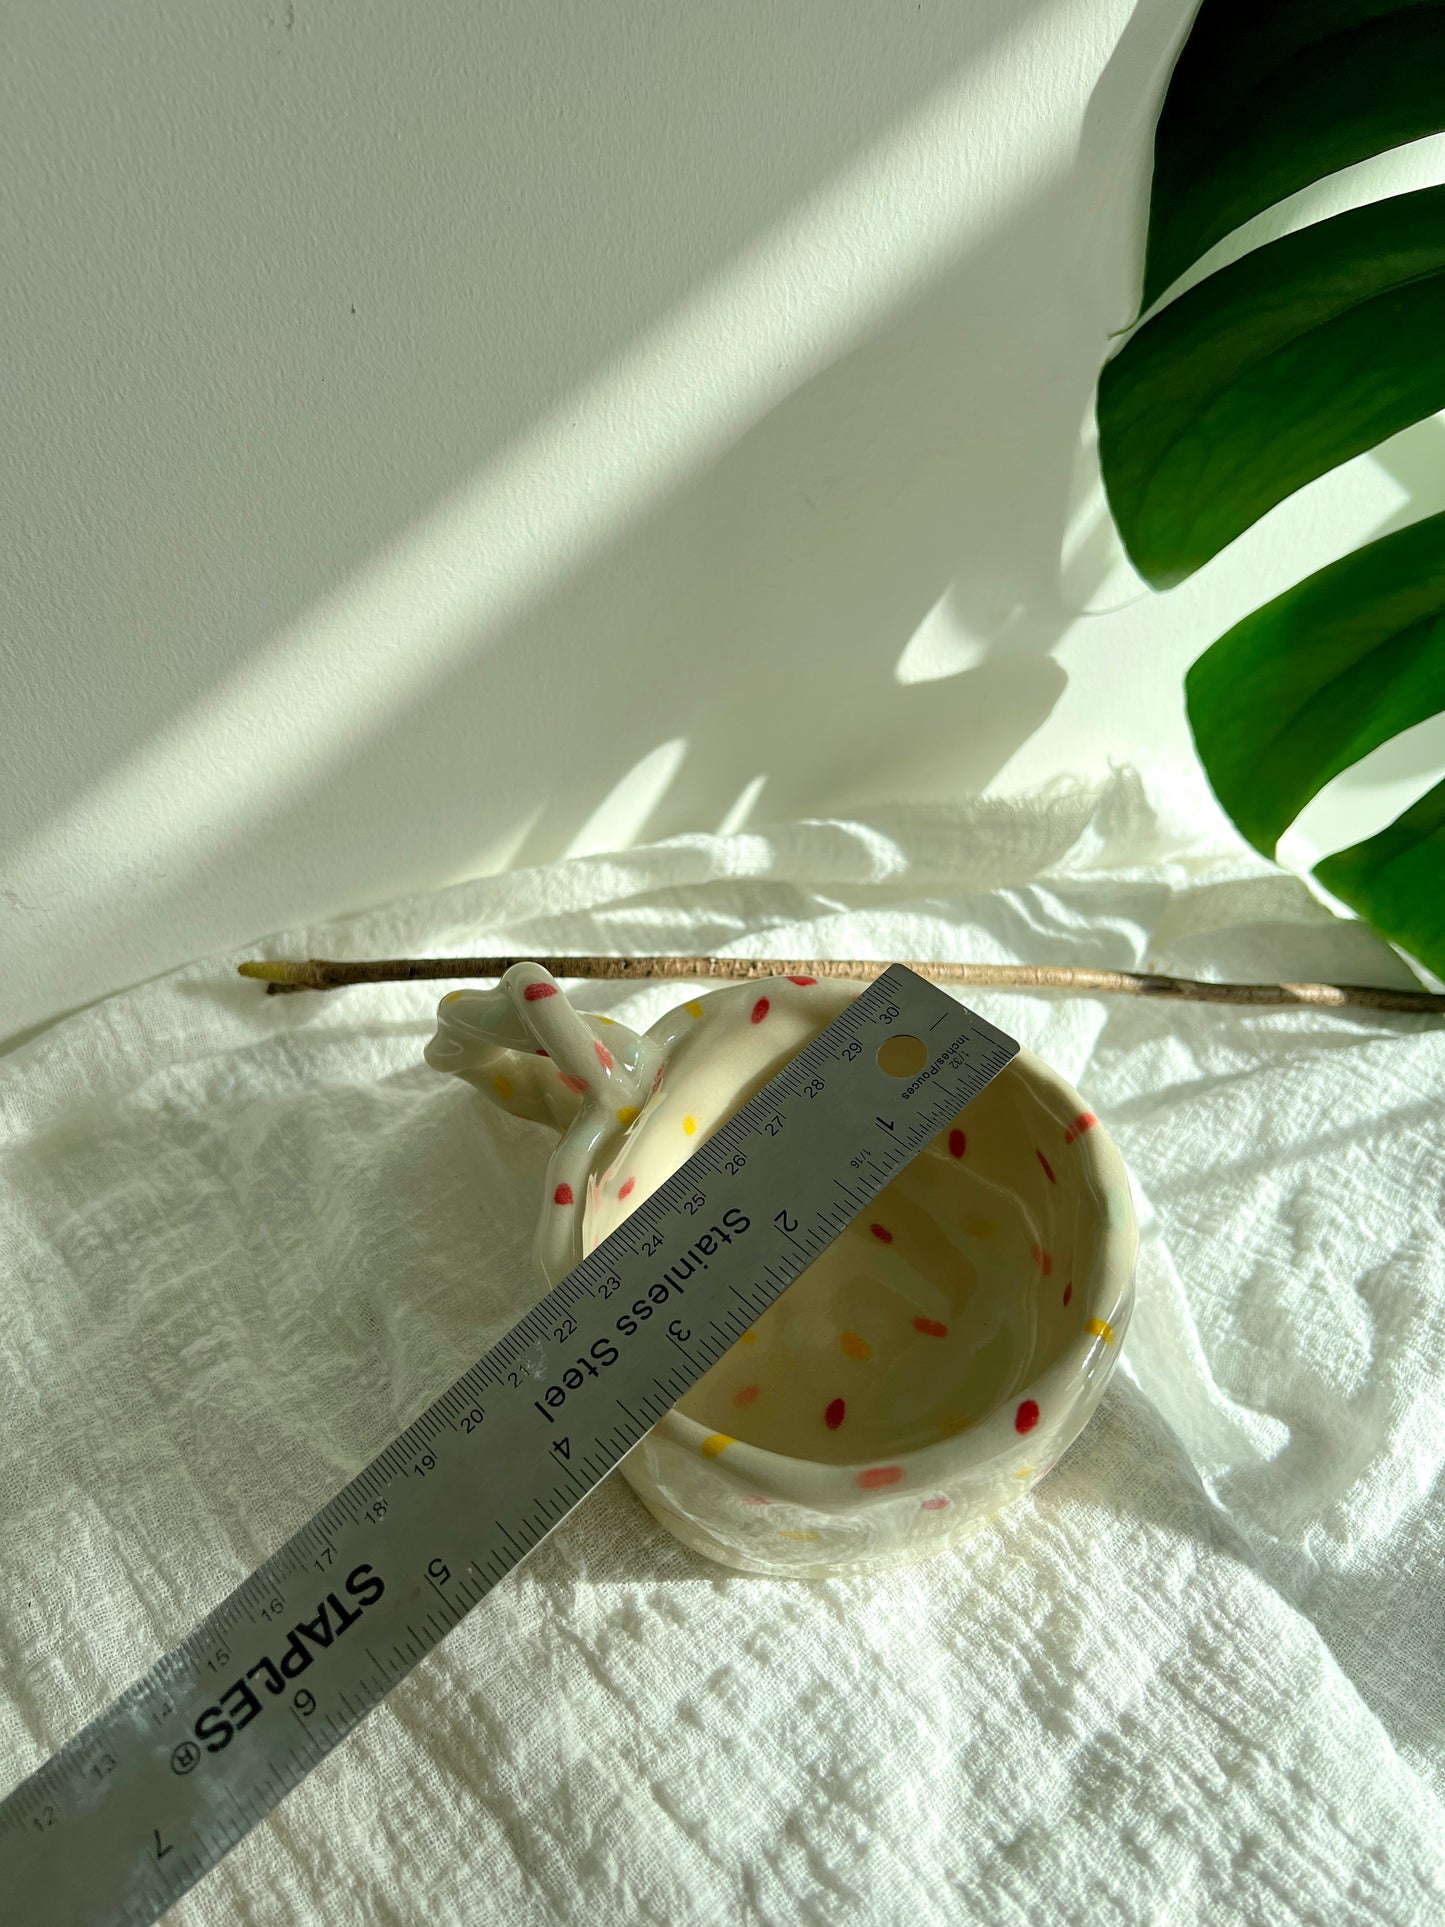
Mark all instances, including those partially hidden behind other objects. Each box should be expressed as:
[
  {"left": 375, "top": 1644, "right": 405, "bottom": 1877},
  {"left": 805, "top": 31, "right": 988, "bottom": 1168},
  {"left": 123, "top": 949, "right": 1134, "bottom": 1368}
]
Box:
[{"left": 236, "top": 954, "right": 1445, "bottom": 1016}]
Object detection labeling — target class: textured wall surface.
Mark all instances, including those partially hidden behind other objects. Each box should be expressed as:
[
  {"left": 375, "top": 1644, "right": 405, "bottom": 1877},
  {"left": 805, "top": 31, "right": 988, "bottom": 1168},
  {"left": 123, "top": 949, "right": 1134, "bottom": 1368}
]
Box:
[{"left": 4, "top": 0, "right": 1443, "bottom": 1043}]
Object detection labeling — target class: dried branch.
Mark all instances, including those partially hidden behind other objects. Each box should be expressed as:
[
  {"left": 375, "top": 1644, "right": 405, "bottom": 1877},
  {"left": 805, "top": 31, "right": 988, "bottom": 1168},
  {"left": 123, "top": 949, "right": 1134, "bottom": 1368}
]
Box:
[{"left": 236, "top": 954, "right": 1445, "bottom": 1016}]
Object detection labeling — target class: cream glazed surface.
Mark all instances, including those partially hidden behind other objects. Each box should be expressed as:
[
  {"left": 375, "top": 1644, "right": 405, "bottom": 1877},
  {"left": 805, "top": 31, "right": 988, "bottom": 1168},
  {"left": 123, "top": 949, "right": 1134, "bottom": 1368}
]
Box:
[{"left": 424, "top": 964, "right": 1136, "bottom": 1575}]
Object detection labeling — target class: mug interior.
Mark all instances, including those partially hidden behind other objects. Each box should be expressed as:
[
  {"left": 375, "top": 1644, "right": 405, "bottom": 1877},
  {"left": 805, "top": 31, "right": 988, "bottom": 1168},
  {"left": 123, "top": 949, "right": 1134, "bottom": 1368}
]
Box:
[
  {"left": 578, "top": 973, "right": 1128, "bottom": 1497},
  {"left": 668, "top": 1052, "right": 1107, "bottom": 1467}
]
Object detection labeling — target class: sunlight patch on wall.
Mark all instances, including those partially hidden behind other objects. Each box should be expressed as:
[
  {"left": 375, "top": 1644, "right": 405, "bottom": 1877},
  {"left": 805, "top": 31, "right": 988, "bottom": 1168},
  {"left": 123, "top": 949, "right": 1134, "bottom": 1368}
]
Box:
[
  {"left": 562, "top": 737, "right": 690, "bottom": 858},
  {"left": 894, "top": 589, "right": 1004, "bottom": 684},
  {"left": 717, "top": 773, "right": 768, "bottom": 836}
]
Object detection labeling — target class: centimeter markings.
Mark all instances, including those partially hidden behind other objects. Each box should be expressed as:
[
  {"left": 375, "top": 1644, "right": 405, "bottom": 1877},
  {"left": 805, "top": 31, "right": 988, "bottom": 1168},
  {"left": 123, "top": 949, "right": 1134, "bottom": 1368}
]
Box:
[{"left": 0, "top": 964, "right": 1018, "bottom": 1927}]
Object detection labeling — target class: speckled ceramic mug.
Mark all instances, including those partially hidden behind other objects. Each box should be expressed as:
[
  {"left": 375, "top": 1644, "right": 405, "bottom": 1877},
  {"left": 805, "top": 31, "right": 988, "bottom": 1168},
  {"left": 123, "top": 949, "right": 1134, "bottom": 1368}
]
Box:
[{"left": 425, "top": 964, "right": 1137, "bottom": 1578}]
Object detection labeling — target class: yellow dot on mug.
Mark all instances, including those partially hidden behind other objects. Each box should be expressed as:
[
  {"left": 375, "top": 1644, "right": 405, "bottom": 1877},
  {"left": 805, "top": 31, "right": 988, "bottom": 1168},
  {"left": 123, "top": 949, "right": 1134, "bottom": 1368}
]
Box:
[
  {"left": 492, "top": 1074, "right": 513, "bottom": 1099},
  {"left": 685, "top": 1000, "right": 703, "bottom": 1019},
  {"left": 683, "top": 1115, "right": 698, "bottom": 1135},
  {"left": 739, "top": 1329, "right": 758, "bottom": 1344},
  {"left": 778, "top": 1529, "right": 819, "bottom": 1541},
  {"left": 598, "top": 1015, "right": 617, "bottom": 1025},
  {"left": 839, "top": 1331, "right": 872, "bottom": 1360},
  {"left": 1086, "top": 1318, "right": 1116, "bottom": 1345},
  {"left": 701, "top": 1433, "right": 733, "bottom": 1458},
  {"left": 1013, "top": 1465, "right": 1035, "bottom": 1479},
  {"left": 441, "top": 990, "right": 463, "bottom": 1005},
  {"left": 616, "top": 1105, "right": 640, "bottom": 1127}
]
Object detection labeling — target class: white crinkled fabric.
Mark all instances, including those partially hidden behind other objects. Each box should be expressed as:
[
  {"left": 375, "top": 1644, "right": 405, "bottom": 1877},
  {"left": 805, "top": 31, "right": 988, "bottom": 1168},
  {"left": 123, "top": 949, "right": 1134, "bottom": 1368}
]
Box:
[{"left": 1, "top": 766, "right": 1442, "bottom": 1925}]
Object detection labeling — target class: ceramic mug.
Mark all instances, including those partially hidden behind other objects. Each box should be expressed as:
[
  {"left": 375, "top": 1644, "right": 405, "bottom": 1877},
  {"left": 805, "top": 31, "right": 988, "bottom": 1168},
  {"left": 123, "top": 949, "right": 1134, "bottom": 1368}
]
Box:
[{"left": 425, "top": 964, "right": 1137, "bottom": 1577}]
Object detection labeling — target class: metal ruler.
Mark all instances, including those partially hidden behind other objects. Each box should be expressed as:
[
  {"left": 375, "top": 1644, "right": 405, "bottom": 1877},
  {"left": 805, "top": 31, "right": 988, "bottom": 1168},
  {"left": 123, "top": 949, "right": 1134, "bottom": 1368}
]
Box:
[{"left": 0, "top": 964, "right": 1018, "bottom": 1925}]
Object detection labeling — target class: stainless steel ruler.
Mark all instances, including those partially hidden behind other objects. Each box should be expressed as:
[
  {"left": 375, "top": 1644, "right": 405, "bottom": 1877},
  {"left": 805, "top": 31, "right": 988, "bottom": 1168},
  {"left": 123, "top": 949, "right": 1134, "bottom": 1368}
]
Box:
[{"left": 0, "top": 964, "right": 1018, "bottom": 1925}]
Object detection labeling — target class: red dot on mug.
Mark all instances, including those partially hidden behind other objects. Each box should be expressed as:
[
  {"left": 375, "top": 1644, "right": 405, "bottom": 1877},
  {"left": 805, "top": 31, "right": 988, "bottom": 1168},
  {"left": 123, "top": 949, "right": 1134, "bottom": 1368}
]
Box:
[
  {"left": 870, "top": 1223, "right": 893, "bottom": 1243},
  {"left": 751, "top": 997, "right": 770, "bottom": 1023},
  {"left": 524, "top": 983, "right": 558, "bottom": 1001},
  {"left": 786, "top": 975, "right": 818, "bottom": 986},
  {"left": 619, "top": 1177, "right": 635, "bottom": 1199},
  {"left": 913, "top": 1317, "right": 948, "bottom": 1338},
  {"left": 857, "top": 1465, "right": 904, "bottom": 1489},
  {"left": 948, "top": 1129, "right": 966, "bottom": 1158},
  {"left": 825, "top": 1398, "right": 846, "bottom": 1430},
  {"left": 1015, "top": 1399, "right": 1040, "bottom": 1434},
  {"left": 921, "top": 1496, "right": 951, "bottom": 1511},
  {"left": 554, "top": 1183, "right": 574, "bottom": 1206}
]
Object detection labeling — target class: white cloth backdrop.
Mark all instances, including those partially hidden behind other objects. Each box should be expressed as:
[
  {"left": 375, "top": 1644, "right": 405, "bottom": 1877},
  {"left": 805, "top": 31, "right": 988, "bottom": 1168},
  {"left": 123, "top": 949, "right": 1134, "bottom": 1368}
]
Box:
[{"left": 2, "top": 767, "right": 1443, "bottom": 1925}]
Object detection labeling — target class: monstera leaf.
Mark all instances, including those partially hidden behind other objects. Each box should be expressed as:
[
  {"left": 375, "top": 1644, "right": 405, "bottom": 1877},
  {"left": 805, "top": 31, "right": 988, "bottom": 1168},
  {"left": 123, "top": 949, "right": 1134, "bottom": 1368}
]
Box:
[
  {"left": 1185, "top": 513, "right": 1445, "bottom": 971},
  {"left": 1140, "top": 1, "right": 1445, "bottom": 312},
  {"left": 1099, "top": 188, "right": 1445, "bottom": 588},
  {"left": 1097, "top": 0, "right": 1445, "bottom": 977}
]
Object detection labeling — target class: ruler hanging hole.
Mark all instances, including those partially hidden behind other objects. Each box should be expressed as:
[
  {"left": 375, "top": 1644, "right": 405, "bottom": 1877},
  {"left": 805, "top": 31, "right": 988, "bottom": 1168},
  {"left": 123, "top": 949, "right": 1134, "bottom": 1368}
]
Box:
[{"left": 876, "top": 1033, "right": 928, "bottom": 1079}]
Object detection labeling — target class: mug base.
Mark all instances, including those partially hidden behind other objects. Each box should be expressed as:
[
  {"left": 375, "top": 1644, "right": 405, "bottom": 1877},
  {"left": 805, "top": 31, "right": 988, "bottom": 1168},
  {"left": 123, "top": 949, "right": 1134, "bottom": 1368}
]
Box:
[{"left": 626, "top": 1482, "right": 1005, "bottom": 1580}]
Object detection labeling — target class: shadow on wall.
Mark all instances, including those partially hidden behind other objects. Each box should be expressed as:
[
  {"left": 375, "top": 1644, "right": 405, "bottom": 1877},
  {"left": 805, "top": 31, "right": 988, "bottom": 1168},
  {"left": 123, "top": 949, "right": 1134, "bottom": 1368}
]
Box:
[
  {"left": 9, "top": 1, "right": 1250, "bottom": 1058},
  {"left": 52, "top": 0, "right": 1193, "bottom": 986},
  {"left": 343, "top": 0, "right": 1187, "bottom": 879},
  {"left": 4, "top": 0, "right": 1051, "bottom": 860}
]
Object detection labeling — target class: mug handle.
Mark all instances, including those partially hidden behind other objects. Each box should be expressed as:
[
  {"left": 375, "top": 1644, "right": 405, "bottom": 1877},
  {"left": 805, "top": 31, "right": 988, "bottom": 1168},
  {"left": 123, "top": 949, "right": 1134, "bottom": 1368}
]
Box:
[{"left": 425, "top": 961, "right": 663, "bottom": 1285}]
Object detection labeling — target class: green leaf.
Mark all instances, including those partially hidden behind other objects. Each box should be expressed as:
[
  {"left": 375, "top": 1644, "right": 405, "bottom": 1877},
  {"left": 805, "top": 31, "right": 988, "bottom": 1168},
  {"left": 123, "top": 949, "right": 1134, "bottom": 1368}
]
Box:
[
  {"left": 1313, "top": 775, "right": 1445, "bottom": 977},
  {"left": 1185, "top": 512, "right": 1445, "bottom": 855},
  {"left": 1097, "top": 185, "right": 1445, "bottom": 588},
  {"left": 1143, "top": 1, "right": 1445, "bottom": 310},
  {"left": 1100, "top": 0, "right": 1445, "bottom": 975}
]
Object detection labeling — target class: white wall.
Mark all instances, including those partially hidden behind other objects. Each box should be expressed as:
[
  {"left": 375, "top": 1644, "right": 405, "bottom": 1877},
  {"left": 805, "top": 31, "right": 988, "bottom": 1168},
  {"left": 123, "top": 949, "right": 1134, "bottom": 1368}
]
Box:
[{"left": 4, "top": 0, "right": 1443, "bottom": 1047}]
